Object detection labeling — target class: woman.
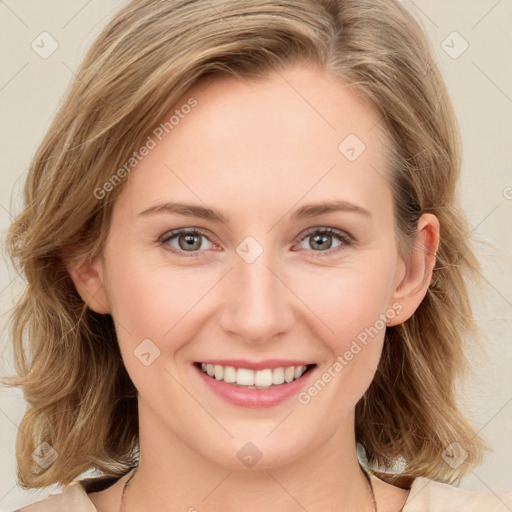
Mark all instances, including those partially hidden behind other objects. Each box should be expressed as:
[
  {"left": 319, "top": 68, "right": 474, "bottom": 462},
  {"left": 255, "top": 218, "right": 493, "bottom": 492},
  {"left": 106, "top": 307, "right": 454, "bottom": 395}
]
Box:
[{"left": 4, "top": 0, "right": 512, "bottom": 510}]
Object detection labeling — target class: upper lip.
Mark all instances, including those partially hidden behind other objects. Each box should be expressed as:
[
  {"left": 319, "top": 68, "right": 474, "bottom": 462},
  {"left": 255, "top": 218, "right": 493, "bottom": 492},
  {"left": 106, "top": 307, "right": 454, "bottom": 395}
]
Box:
[{"left": 196, "top": 359, "right": 314, "bottom": 370}]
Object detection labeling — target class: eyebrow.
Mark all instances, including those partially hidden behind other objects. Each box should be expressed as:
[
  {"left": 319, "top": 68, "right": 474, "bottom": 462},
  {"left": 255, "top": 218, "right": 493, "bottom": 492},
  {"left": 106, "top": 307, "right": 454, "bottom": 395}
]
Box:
[{"left": 138, "top": 199, "right": 371, "bottom": 223}]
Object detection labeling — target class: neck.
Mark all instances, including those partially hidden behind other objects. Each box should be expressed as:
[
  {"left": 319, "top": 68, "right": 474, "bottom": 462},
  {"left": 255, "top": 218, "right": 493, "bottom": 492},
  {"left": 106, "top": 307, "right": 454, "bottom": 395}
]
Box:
[{"left": 123, "top": 405, "right": 375, "bottom": 512}]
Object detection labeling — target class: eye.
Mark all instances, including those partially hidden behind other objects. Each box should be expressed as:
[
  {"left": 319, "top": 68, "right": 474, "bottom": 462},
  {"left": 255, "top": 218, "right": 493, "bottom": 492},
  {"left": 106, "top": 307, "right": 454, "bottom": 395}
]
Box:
[
  {"left": 159, "top": 226, "right": 354, "bottom": 258},
  {"left": 295, "top": 227, "right": 353, "bottom": 256},
  {"left": 159, "top": 228, "right": 215, "bottom": 256}
]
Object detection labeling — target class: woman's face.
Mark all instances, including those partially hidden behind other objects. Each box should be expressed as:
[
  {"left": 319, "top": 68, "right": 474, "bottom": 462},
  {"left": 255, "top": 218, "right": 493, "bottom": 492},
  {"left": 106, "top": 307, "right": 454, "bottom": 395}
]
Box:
[{"left": 82, "top": 64, "right": 426, "bottom": 470}]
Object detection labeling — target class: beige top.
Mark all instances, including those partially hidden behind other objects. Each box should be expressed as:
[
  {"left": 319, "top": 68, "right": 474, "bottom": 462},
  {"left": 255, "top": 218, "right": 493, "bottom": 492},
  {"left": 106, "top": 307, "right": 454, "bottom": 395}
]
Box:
[{"left": 12, "top": 468, "right": 512, "bottom": 511}]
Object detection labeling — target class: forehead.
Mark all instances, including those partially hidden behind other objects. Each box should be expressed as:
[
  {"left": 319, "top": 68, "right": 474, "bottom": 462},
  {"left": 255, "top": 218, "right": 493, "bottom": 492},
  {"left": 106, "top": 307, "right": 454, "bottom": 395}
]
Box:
[{"left": 115, "top": 64, "right": 392, "bottom": 222}]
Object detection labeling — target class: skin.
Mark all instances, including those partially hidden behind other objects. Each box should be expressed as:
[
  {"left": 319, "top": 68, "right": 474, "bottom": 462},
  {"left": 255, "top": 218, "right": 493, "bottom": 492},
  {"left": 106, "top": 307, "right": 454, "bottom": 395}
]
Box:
[{"left": 68, "top": 63, "right": 439, "bottom": 511}]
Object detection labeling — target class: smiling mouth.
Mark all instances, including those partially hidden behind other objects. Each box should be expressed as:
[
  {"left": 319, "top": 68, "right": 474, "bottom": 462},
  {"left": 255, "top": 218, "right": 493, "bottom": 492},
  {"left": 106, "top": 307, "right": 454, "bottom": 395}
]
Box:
[{"left": 194, "top": 362, "right": 316, "bottom": 389}]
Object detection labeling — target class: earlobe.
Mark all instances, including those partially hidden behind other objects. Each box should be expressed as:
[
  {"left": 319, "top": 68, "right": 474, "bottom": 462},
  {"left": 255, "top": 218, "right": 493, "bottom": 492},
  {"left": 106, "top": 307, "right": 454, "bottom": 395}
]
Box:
[
  {"left": 387, "top": 213, "right": 440, "bottom": 327},
  {"left": 64, "top": 251, "right": 111, "bottom": 314}
]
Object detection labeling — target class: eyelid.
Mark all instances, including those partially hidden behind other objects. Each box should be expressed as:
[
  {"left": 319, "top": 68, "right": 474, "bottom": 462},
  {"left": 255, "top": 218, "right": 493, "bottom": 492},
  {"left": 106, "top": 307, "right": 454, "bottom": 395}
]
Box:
[
  {"left": 292, "top": 226, "right": 354, "bottom": 256},
  {"left": 295, "top": 226, "right": 354, "bottom": 245},
  {"left": 158, "top": 227, "right": 216, "bottom": 257}
]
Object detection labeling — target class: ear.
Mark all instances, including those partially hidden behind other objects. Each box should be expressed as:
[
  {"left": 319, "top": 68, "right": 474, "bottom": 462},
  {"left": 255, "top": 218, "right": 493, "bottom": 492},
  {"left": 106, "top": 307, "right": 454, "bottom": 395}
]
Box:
[
  {"left": 387, "top": 213, "right": 440, "bottom": 327},
  {"left": 63, "top": 248, "right": 111, "bottom": 314}
]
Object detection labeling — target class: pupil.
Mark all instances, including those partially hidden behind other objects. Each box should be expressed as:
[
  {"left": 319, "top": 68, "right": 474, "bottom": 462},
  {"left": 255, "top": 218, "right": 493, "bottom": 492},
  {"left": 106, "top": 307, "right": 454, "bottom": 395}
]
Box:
[
  {"left": 180, "top": 234, "right": 200, "bottom": 250},
  {"left": 313, "top": 234, "right": 330, "bottom": 250}
]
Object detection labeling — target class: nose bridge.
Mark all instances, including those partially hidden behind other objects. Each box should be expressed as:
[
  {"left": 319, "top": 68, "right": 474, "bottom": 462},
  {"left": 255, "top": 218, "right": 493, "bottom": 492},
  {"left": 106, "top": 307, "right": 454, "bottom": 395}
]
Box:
[{"left": 218, "top": 243, "right": 294, "bottom": 344}]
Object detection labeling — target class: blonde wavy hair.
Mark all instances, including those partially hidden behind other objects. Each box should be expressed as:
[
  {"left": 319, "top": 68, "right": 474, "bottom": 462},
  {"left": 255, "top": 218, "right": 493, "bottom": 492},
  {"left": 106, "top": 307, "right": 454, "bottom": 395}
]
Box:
[{"left": 3, "top": 0, "right": 491, "bottom": 489}]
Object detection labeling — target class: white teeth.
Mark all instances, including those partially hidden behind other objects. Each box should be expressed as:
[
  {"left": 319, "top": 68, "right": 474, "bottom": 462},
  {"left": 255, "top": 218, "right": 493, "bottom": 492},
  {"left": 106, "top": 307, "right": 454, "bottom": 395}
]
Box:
[
  {"left": 272, "top": 367, "right": 285, "bottom": 385},
  {"left": 284, "top": 367, "right": 295, "bottom": 383},
  {"left": 223, "top": 366, "right": 236, "bottom": 383},
  {"left": 199, "top": 363, "right": 310, "bottom": 387},
  {"left": 236, "top": 368, "right": 255, "bottom": 386},
  {"left": 214, "top": 365, "right": 224, "bottom": 380},
  {"left": 254, "top": 369, "right": 273, "bottom": 388}
]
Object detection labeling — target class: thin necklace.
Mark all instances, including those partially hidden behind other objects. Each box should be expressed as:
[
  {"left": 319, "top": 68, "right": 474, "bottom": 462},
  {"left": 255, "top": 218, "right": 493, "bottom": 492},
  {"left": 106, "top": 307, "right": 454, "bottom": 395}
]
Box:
[
  {"left": 119, "top": 464, "right": 377, "bottom": 512},
  {"left": 119, "top": 467, "right": 136, "bottom": 512},
  {"left": 362, "top": 464, "right": 378, "bottom": 512}
]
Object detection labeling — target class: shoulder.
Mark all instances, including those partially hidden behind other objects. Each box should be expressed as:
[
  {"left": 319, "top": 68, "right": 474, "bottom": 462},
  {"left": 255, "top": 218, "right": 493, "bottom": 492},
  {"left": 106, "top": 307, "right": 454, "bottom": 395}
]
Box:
[
  {"left": 12, "top": 473, "right": 121, "bottom": 512},
  {"left": 403, "top": 476, "right": 512, "bottom": 511},
  {"left": 11, "top": 483, "right": 94, "bottom": 512}
]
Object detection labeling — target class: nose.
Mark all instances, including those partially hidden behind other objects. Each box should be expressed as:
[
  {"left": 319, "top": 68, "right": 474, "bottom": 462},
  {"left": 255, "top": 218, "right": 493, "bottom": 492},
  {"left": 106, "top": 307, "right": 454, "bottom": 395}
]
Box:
[{"left": 217, "top": 250, "right": 296, "bottom": 346}]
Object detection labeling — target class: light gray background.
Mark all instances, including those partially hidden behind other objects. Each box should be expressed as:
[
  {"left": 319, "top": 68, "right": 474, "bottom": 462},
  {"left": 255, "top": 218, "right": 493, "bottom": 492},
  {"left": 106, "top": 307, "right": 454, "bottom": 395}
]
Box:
[{"left": 0, "top": 0, "right": 511, "bottom": 509}]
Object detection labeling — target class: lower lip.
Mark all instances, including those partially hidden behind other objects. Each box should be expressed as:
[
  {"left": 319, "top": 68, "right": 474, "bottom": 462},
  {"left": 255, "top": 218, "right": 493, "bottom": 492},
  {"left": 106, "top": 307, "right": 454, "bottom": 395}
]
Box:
[{"left": 194, "top": 365, "right": 316, "bottom": 409}]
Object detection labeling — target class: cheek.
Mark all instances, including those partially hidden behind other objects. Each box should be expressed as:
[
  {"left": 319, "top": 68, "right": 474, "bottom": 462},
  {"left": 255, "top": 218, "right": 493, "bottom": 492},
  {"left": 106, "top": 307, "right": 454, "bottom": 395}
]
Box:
[
  {"left": 104, "top": 249, "right": 193, "bottom": 346},
  {"left": 292, "top": 269, "right": 393, "bottom": 418},
  {"left": 290, "top": 256, "right": 397, "bottom": 410},
  {"left": 105, "top": 260, "right": 201, "bottom": 397},
  {"left": 104, "top": 249, "right": 226, "bottom": 371},
  {"left": 294, "top": 258, "right": 396, "bottom": 351}
]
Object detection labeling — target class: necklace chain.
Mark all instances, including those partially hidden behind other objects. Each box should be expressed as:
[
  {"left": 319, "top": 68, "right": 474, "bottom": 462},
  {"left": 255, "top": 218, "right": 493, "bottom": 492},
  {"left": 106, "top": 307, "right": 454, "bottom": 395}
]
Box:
[
  {"left": 119, "top": 464, "right": 377, "bottom": 512},
  {"left": 362, "top": 465, "right": 378, "bottom": 512},
  {"left": 119, "top": 468, "right": 135, "bottom": 512}
]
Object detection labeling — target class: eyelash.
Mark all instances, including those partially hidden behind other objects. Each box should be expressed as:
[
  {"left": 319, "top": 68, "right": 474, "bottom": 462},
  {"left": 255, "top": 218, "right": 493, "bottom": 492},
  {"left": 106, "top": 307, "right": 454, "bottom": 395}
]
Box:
[{"left": 158, "top": 227, "right": 354, "bottom": 258}]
